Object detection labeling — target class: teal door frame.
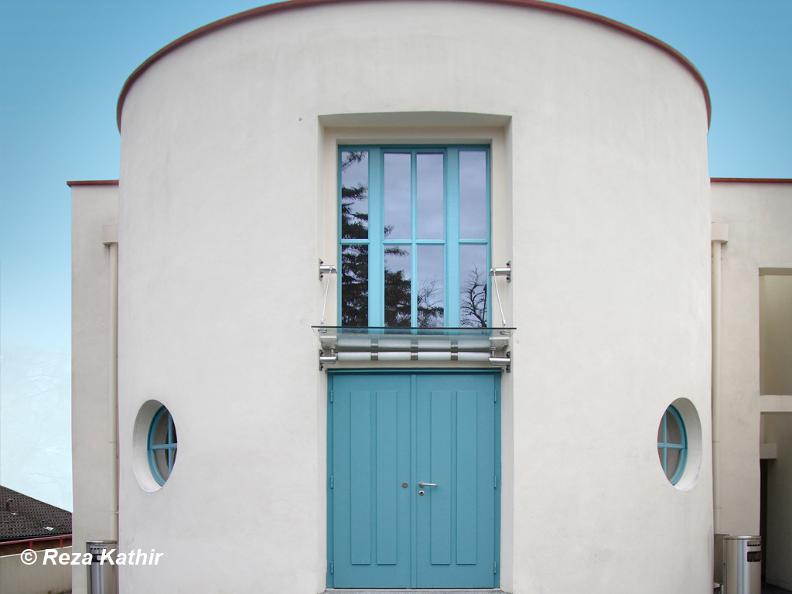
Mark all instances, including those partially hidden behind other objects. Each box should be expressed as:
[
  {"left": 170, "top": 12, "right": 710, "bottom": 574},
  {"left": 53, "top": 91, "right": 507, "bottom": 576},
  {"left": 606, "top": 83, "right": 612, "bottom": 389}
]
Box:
[{"left": 327, "top": 369, "right": 501, "bottom": 588}]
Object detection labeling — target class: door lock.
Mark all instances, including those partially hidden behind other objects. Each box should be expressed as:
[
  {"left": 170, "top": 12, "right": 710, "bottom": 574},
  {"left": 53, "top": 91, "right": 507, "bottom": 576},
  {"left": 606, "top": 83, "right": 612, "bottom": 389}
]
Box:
[{"left": 418, "top": 490, "right": 425, "bottom": 496}]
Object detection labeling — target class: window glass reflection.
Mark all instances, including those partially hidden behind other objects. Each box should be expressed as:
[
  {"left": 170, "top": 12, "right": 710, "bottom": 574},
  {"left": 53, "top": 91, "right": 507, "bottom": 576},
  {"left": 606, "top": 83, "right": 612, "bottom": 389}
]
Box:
[
  {"left": 665, "top": 448, "right": 681, "bottom": 481},
  {"left": 417, "top": 245, "right": 444, "bottom": 328},
  {"left": 459, "top": 151, "right": 487, "bottom": 239},
  {"left": 384, "top": 153, "right": 411, "bottom": 240},
  {"left": 666, "top": 410, "right": 682, "bottom": 443},
  {"left": 341, "top": 151, "right": 368, "bottom": 239},
  {"left": 154, "top": 449, "right": 174, "bottom": 481},
  {"left": 385, "top": 245, "right": 411, "bottom": 327},
  {"left": 417, "top": 153, "right": 444, "bottom": 240},
  {"left": 339, "top": 146, "right": 490, "bottom": 329},
  {"left": 459, "top": 244, "right": 488, "bottom": 327},
  {"left": 341, "top": 245, "right": 368, "bottom": 326}
]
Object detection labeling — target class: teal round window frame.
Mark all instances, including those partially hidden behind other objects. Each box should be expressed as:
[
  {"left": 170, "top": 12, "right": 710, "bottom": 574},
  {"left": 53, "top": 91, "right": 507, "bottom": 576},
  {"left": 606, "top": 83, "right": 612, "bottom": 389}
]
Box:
[
  {"left": 147, "top": 406, "right": 177, "bottom": 486},
  {"left": 657, "top": 405, "right": 687, "bottom": 485}
]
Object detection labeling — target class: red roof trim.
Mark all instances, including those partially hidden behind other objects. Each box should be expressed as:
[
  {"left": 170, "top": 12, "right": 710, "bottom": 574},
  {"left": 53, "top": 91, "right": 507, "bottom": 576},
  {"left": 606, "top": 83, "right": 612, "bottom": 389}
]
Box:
[
  {"left": 66, "top": 180, "right": 119, "bottom": 187},
  {"left": 711, "top": 177, "right": 792, "bottom": 184},
  {"left": 115, "top": 0, "right": 711, "bottom": 131}
]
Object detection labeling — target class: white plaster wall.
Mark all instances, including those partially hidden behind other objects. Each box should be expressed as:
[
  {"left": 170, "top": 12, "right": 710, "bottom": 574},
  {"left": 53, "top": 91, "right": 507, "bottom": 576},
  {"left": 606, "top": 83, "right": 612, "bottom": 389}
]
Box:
[
  {"left": 71, "top": 186, "right": 119, "bottom": 594},
  {"left": 508, "top": 39, "right": 711, "bottom": 594},
  {"left": 712, "top": 182, "right": 792, "bottom": 538},
  {"left": 117, "top": 2, "right": 711, "bottom": 593}
]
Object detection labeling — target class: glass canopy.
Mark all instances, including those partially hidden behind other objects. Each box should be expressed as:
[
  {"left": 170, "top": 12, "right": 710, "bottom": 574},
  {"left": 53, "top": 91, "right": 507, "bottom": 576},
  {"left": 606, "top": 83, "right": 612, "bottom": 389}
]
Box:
[{"left": 313, "top": 326, "right": 514, "bottom": 370}]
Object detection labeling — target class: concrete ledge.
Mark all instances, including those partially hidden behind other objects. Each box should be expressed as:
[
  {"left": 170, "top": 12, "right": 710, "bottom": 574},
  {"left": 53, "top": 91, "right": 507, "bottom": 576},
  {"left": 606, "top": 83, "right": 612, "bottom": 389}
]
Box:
[
  {"left": 322, "top": 590, "right": 509, "bottom": 594},
  {"left": 761, "top": 395, "right": 792, "bottom": 413},
  {"left": 761, "top": 442, "right": 778, "bottom": 459}
]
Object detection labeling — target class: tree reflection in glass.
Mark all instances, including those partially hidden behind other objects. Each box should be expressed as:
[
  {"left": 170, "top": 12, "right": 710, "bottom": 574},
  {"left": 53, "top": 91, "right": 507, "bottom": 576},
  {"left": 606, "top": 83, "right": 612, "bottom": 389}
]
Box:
[
  {"left": 341, "top": 151, "right": 368, "bottom": 239},
  {"left": 340, "top": 151, "right": 369, "bottom": 326},
  {"left": 341, "top": 245, "right": 368, "bottom": 327},
  {"left": 460, "top": 244, "right": 488, "bottom": 327},
  {"left": 385, "top": 245, "right": 411, "bottom": 327},
  {"left": 417, "top": 245, "right": 444, "bottom": 328}
]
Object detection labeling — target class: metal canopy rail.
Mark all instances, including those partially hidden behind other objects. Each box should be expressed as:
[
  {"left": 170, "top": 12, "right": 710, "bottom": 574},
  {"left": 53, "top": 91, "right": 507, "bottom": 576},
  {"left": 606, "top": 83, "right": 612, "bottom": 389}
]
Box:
[{"left": 313, "top": 326, "right": 514, "bottom": 371}]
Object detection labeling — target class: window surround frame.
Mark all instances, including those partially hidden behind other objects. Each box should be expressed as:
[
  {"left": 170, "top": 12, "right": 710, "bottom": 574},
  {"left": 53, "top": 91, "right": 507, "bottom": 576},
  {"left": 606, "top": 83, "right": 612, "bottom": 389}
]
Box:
[{"left": 337, "top": 144, "right": 492, "bottom": 328}]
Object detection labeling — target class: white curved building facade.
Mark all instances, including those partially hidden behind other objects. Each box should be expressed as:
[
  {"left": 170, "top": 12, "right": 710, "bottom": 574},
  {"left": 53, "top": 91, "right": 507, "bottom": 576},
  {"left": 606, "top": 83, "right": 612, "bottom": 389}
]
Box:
[{"left": 72, "top": 2, "right": 782, "bottom": 593}]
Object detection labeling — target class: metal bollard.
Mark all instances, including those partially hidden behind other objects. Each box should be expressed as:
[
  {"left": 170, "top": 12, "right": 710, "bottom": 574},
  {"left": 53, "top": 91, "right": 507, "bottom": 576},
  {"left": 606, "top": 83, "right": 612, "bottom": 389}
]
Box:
[{"left": 87, "top": 540, "right": 117, "bottom": 594}]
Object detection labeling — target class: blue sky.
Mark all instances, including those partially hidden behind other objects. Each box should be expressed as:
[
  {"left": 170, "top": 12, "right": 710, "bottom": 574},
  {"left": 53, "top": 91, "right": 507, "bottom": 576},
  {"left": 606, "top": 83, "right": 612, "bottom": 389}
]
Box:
[{"left": 0, "top": 0, "right": 790, "bottom": 511}]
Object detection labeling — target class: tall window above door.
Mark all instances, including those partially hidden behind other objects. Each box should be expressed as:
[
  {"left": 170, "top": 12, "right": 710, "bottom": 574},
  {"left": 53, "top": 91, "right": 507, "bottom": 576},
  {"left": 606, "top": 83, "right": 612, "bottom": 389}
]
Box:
[{"left": 339, "top": 146, "right": 491, "bottom": 328}]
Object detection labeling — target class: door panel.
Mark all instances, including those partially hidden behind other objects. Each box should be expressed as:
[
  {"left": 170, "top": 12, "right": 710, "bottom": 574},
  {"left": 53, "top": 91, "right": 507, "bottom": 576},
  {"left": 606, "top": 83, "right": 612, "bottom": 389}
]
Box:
[
  {"left": 376, "top": 390, "right": 400, "bottom": 565},
  {"left": 428, "top": 391, "right": 453, "bottom": 566},
  {"left": 415, "top": 375, "right": 496, "bottom": 588},
  {"left": 349, "top": 390, "right": 372, "bottom": 565},
  {"left": 331, "top": 376, "right": 411, "bottom": 587},
  {"left": 329, "top": 373, "right": 497, "bottom": 589},
  {"left": 456, "top": 389, "right": 479, "bottom": 565}
]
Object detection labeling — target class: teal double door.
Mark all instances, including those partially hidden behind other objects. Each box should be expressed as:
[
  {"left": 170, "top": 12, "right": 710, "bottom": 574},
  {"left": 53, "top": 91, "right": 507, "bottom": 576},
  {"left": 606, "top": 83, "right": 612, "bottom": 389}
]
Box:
[{"left": 328, "top": 372, "right": 500, "bottom": 588}]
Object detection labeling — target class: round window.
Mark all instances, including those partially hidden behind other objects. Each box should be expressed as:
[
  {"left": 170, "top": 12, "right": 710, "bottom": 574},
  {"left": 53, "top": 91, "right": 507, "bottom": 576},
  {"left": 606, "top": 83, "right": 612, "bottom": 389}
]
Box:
[
  {"left": 657, "top": 405, "right": 687, "bottom": 485},
  {"left": 147, "top": 406, "right": 177, "bottom": 486}
]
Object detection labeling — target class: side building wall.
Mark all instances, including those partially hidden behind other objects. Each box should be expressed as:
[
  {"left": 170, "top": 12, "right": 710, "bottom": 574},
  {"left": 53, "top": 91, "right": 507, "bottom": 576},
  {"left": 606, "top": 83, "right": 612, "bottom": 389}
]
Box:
[
  {"left": 711, "top": 180, "right": 792, "bottom": 539},
  {"left": 71, "top": 183, "right": 119, "bottom": 594}
]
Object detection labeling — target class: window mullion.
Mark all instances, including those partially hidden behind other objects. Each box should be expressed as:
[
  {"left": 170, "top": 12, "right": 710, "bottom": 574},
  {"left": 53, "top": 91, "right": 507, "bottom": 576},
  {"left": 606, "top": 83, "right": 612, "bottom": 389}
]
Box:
[
  {"left": 167, "top": 414, "right": 174, "bottom": 469},
  {"left": 336, "top": 149, "right": 343, "bottom": 326},
  {"left": 411, "top": 151, "right": 418, "bottom": 327},
  {"left": 369, "top": 148, "right": 384, "bottom": 326},
  {"left": 486, "top": 148, "right": 492, "bottom": 327},
  {"left": 446, "top": 148, "right": 460, "bottom": 326}
]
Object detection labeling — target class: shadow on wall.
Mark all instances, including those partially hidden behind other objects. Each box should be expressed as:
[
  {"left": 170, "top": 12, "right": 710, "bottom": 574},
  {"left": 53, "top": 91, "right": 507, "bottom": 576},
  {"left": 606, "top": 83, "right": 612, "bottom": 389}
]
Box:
[{"left": 762, "top": 413, "right": 792, "bottom": 592}]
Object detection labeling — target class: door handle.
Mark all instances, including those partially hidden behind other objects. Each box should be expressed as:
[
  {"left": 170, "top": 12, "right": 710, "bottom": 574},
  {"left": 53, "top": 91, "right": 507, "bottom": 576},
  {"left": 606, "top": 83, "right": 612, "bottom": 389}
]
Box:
[{"left": 418, "top": 482, "right": 438, "bottom": 488}]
